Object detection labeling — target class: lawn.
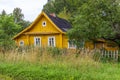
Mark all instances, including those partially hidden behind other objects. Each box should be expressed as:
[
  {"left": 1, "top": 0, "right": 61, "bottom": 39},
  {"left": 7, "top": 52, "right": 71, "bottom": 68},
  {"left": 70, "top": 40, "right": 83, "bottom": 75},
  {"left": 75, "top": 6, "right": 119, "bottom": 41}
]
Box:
[{"left": 0, "top": 61, "right": 120, "bottom": 80}]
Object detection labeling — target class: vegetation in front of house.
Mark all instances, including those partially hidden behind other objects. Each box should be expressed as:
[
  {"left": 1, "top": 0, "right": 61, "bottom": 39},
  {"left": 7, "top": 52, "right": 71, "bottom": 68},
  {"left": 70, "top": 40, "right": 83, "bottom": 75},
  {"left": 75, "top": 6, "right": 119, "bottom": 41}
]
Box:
[{"left": 0, "top": 47, "right": 120, "bottom": 80}]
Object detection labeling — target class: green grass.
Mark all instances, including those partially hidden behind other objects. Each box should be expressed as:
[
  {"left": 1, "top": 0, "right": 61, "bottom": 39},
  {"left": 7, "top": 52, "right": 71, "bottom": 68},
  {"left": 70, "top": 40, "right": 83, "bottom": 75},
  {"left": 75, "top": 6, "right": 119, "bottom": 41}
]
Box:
[
  {"left": 0, "top": 61, "right": 120, "bottom": 80},
  {"left": 0, "top": 48, "right": 120, "bottom": 80}
]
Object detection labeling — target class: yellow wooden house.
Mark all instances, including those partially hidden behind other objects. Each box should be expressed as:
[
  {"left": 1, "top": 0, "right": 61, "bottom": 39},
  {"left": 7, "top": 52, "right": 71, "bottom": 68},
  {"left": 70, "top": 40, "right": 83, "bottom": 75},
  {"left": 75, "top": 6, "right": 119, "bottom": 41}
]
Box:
[
  {"left": 13, "top": 11, "right": 75, "bottom": 49},
  {"left": 13, "top": 11, "right": 119, "bottom": 51}
]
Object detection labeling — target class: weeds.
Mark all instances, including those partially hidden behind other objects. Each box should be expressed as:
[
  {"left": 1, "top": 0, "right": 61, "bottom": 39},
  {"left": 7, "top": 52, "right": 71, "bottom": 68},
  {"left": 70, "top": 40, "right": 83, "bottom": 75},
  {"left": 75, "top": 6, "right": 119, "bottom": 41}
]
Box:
[{"left": 0, "top": 47, "right": 120, "bottom": 80}]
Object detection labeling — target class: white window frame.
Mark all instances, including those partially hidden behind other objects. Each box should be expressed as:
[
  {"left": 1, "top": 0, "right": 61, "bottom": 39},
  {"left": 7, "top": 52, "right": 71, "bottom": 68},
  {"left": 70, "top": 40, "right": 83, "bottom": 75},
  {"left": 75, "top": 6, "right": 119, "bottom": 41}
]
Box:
[
  {"left": 19, "top": 40, "right": 24, "bottom": 46},
  {"left": 42, "top": 21, "right": 46, "bottom": 27},
  {"left": 68, "top": 40, "right": 76, "bottom": 49},
  {"left": 48, "top": 36, "right": 55, "bottom": 47},
  {"left": 34, "top": 37, "right": 41, "bottom": 46}
]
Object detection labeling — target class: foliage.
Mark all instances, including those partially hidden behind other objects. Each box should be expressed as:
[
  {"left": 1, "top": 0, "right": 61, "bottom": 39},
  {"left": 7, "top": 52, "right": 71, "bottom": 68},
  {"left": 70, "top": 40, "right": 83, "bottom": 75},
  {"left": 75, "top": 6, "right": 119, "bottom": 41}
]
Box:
[
  {"left": 43, "top": 0, "right": 82, "bottom": 14},
  {"left": 0, "top": 14, "right": 21, "bottom": 50},
  {"left": 13, "top": 7, "right": 24, "bottom": 23},
  {"left": 43, "top": 0, "right": 81, "bottom": 19},
  {"left": 43, "top": 0, "right": 120, "bottom": 47},
  {"left": 58, "top": 7, "right": 71, "bottom": 20},
  {"left": 1, "top": 10, "right": 6, "bottom": 16},
  {"left": 67, "top": 0, "right": 120, "bottom": 47},
  {"left": 47, "top": 47, "right": 62, "bottom": 56},
  {"left": 16, "top": 19, "right": 31, "bottom": 31},
  {"left": 0, "top": 8, "right": 31, "bottom": 50},
  {"left": 12, "top": 7, "right": 31, "bottom": 31}
]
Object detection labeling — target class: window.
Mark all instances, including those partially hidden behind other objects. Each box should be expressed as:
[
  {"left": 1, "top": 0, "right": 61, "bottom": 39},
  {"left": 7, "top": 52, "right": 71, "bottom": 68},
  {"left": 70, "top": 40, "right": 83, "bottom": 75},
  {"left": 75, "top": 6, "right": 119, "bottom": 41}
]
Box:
[
  {"left": 48, "top": 37, "right": 55, "bottom": 47},
  {"left": 34, "top": 37, "right": 41, "bottom": 46},
  {"left": 68, "top": 40, "right": 76, "bottom": 49},
  {"left": 19, "top": 40, "right": 24, "bottom": 46},
  {"left": 42, "top": 21, "right": 46, "bottom": 27}
]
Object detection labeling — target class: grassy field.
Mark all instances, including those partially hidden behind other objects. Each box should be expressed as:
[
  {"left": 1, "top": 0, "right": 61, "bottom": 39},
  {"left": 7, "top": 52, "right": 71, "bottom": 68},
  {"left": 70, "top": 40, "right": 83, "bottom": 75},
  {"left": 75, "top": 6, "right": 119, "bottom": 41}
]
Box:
[{"left": 0, "top": 47, "right": 120, "bottom": 80}]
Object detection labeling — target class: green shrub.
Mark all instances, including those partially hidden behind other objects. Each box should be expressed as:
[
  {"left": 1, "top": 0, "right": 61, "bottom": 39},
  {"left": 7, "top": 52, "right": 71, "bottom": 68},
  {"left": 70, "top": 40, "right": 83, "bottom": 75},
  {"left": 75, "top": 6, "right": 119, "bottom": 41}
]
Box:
[{"left": 47, "top": 47, "right": 62, "bottom": 56}]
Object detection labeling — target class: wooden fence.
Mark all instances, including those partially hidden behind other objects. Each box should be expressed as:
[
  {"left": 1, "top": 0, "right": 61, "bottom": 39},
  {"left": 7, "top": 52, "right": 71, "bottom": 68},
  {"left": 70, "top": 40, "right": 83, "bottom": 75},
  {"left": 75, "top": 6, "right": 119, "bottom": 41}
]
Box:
[
  {"left": 101, "top": 50, "right": 119, "bottom": 61},
  {"left": 79, "top": 48, "right": 119, "bottom": 61}
]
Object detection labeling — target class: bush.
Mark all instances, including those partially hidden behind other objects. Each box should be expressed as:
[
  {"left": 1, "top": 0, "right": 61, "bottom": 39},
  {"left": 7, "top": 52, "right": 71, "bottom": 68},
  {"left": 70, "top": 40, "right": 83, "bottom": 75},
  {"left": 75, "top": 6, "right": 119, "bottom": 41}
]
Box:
[{"left": 47, "top": 47, "right": 62, "bottom": 56}]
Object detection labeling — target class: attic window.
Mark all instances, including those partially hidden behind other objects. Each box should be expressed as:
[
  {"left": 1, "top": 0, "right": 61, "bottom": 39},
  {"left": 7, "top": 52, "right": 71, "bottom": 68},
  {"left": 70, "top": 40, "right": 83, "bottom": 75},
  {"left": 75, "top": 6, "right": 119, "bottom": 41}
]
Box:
[{"left": 42, "top": 21, "right": 46, "bottom": 27}]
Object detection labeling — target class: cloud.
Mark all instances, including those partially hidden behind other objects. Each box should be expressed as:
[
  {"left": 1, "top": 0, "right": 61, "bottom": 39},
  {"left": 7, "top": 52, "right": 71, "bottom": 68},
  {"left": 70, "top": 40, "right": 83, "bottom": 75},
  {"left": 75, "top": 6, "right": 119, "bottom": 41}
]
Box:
[{"left": 0, "top": 0, "right": 47, "bottom": 21}]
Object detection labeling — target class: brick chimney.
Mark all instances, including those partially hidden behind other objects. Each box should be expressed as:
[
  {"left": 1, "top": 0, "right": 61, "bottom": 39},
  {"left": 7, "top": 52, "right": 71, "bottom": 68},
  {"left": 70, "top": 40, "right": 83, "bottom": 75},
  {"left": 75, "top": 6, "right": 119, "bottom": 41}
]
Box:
[{"left": 50, "top": 13, "right": 56, "bottom": 17}]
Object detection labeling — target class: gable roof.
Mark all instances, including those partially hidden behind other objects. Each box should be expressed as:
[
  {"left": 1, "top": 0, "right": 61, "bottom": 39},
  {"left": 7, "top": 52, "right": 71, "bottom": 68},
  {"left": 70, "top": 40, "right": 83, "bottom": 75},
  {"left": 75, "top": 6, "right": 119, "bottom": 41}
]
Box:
[
  {"left": 13, "top": 11, "right": 72, "bottom": 39},
  {"left": 47, "top": 14, "right": 72, "bottom": 32}
]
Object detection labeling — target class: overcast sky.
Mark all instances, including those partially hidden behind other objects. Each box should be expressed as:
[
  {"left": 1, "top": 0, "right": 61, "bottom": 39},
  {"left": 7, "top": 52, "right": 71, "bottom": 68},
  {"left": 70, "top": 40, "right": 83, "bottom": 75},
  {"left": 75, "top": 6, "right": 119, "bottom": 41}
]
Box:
[{"left": 0, "top": 0, "right": 47, "bottom": 21}]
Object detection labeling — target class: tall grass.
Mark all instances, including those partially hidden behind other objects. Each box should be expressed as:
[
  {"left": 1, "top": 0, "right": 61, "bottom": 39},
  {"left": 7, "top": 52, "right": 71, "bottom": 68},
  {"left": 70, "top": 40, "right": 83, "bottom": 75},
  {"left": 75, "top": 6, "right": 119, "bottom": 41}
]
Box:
[
  {"left": 0, "top": 47, "right": 99, "bottom": 65},
  {"left": 0, "top": 47, "right": 120, "bottom": 80}
]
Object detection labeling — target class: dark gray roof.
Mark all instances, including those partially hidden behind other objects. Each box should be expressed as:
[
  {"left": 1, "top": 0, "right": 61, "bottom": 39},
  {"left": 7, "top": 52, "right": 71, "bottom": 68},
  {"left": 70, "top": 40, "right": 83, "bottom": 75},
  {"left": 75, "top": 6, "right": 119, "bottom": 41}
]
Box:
[{"left": 47, "top": 14, "right": 72, "bottom": 32}]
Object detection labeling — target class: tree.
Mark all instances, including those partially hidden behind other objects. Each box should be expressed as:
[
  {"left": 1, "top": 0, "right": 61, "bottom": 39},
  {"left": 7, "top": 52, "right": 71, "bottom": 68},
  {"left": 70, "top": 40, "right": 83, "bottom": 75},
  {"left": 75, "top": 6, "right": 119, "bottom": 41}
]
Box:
[
  {"left": 17, "top": 20, "right": 31, "bottom": 31},
  {"left": 12, "top": 7, "right": 31, "bottom": 31},
  {"left": 0, "top": 14, "right": 21, "bottom": 51},
  {"left": 13, "top": 7, "right": 24, "bottom": 23},
  {"left": 58, "top": 7, "right": 71, "bottom": 20},
  {"left": 43, "top": 0, "right": 88, "bottom": 21},
  {"left": 67, "top": 0, "right": 120, "bottom": 47},
  {"left": 43, "top": 0, "right": 56, "bottom": 14},
  {"left": 0, "top": 8, "right": 31, "bottom": 52},
  {"left": 1, "top": 10, "right": 6, "bottom": 16},
  {"left": 43, "top": 0, "right": 74, "bottom": 14}
]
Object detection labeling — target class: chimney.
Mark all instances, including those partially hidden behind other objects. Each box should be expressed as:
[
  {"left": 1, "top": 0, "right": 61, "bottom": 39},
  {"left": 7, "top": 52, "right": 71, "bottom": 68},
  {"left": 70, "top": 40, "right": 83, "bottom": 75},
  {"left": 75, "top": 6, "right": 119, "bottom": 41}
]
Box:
[{"left": 50, "top": 13, "right": 56, "bottom": 17}]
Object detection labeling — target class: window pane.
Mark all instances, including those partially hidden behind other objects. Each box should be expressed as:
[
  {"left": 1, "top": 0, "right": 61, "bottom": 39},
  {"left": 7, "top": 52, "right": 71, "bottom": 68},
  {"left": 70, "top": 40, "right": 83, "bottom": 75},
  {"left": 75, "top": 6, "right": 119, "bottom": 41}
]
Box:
[
  {"left": 48, "top": 37, "right": 55, "bottom": 47},
  {"left": 49, "top": 40, "right": 51, "bottom": 46},
  {"left": 19, "top": 41, "right": 24, "bottom": 46},
  {"left": 35, "top": 37, "right": 40, "bottom": 46}
]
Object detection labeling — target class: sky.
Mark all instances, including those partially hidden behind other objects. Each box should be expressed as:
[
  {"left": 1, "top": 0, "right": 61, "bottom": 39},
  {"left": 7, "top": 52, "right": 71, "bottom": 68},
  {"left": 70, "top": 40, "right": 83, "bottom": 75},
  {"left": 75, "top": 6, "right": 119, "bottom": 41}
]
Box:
[{"left": 0, "top": 0, "right": 47, "bottom": 21}]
